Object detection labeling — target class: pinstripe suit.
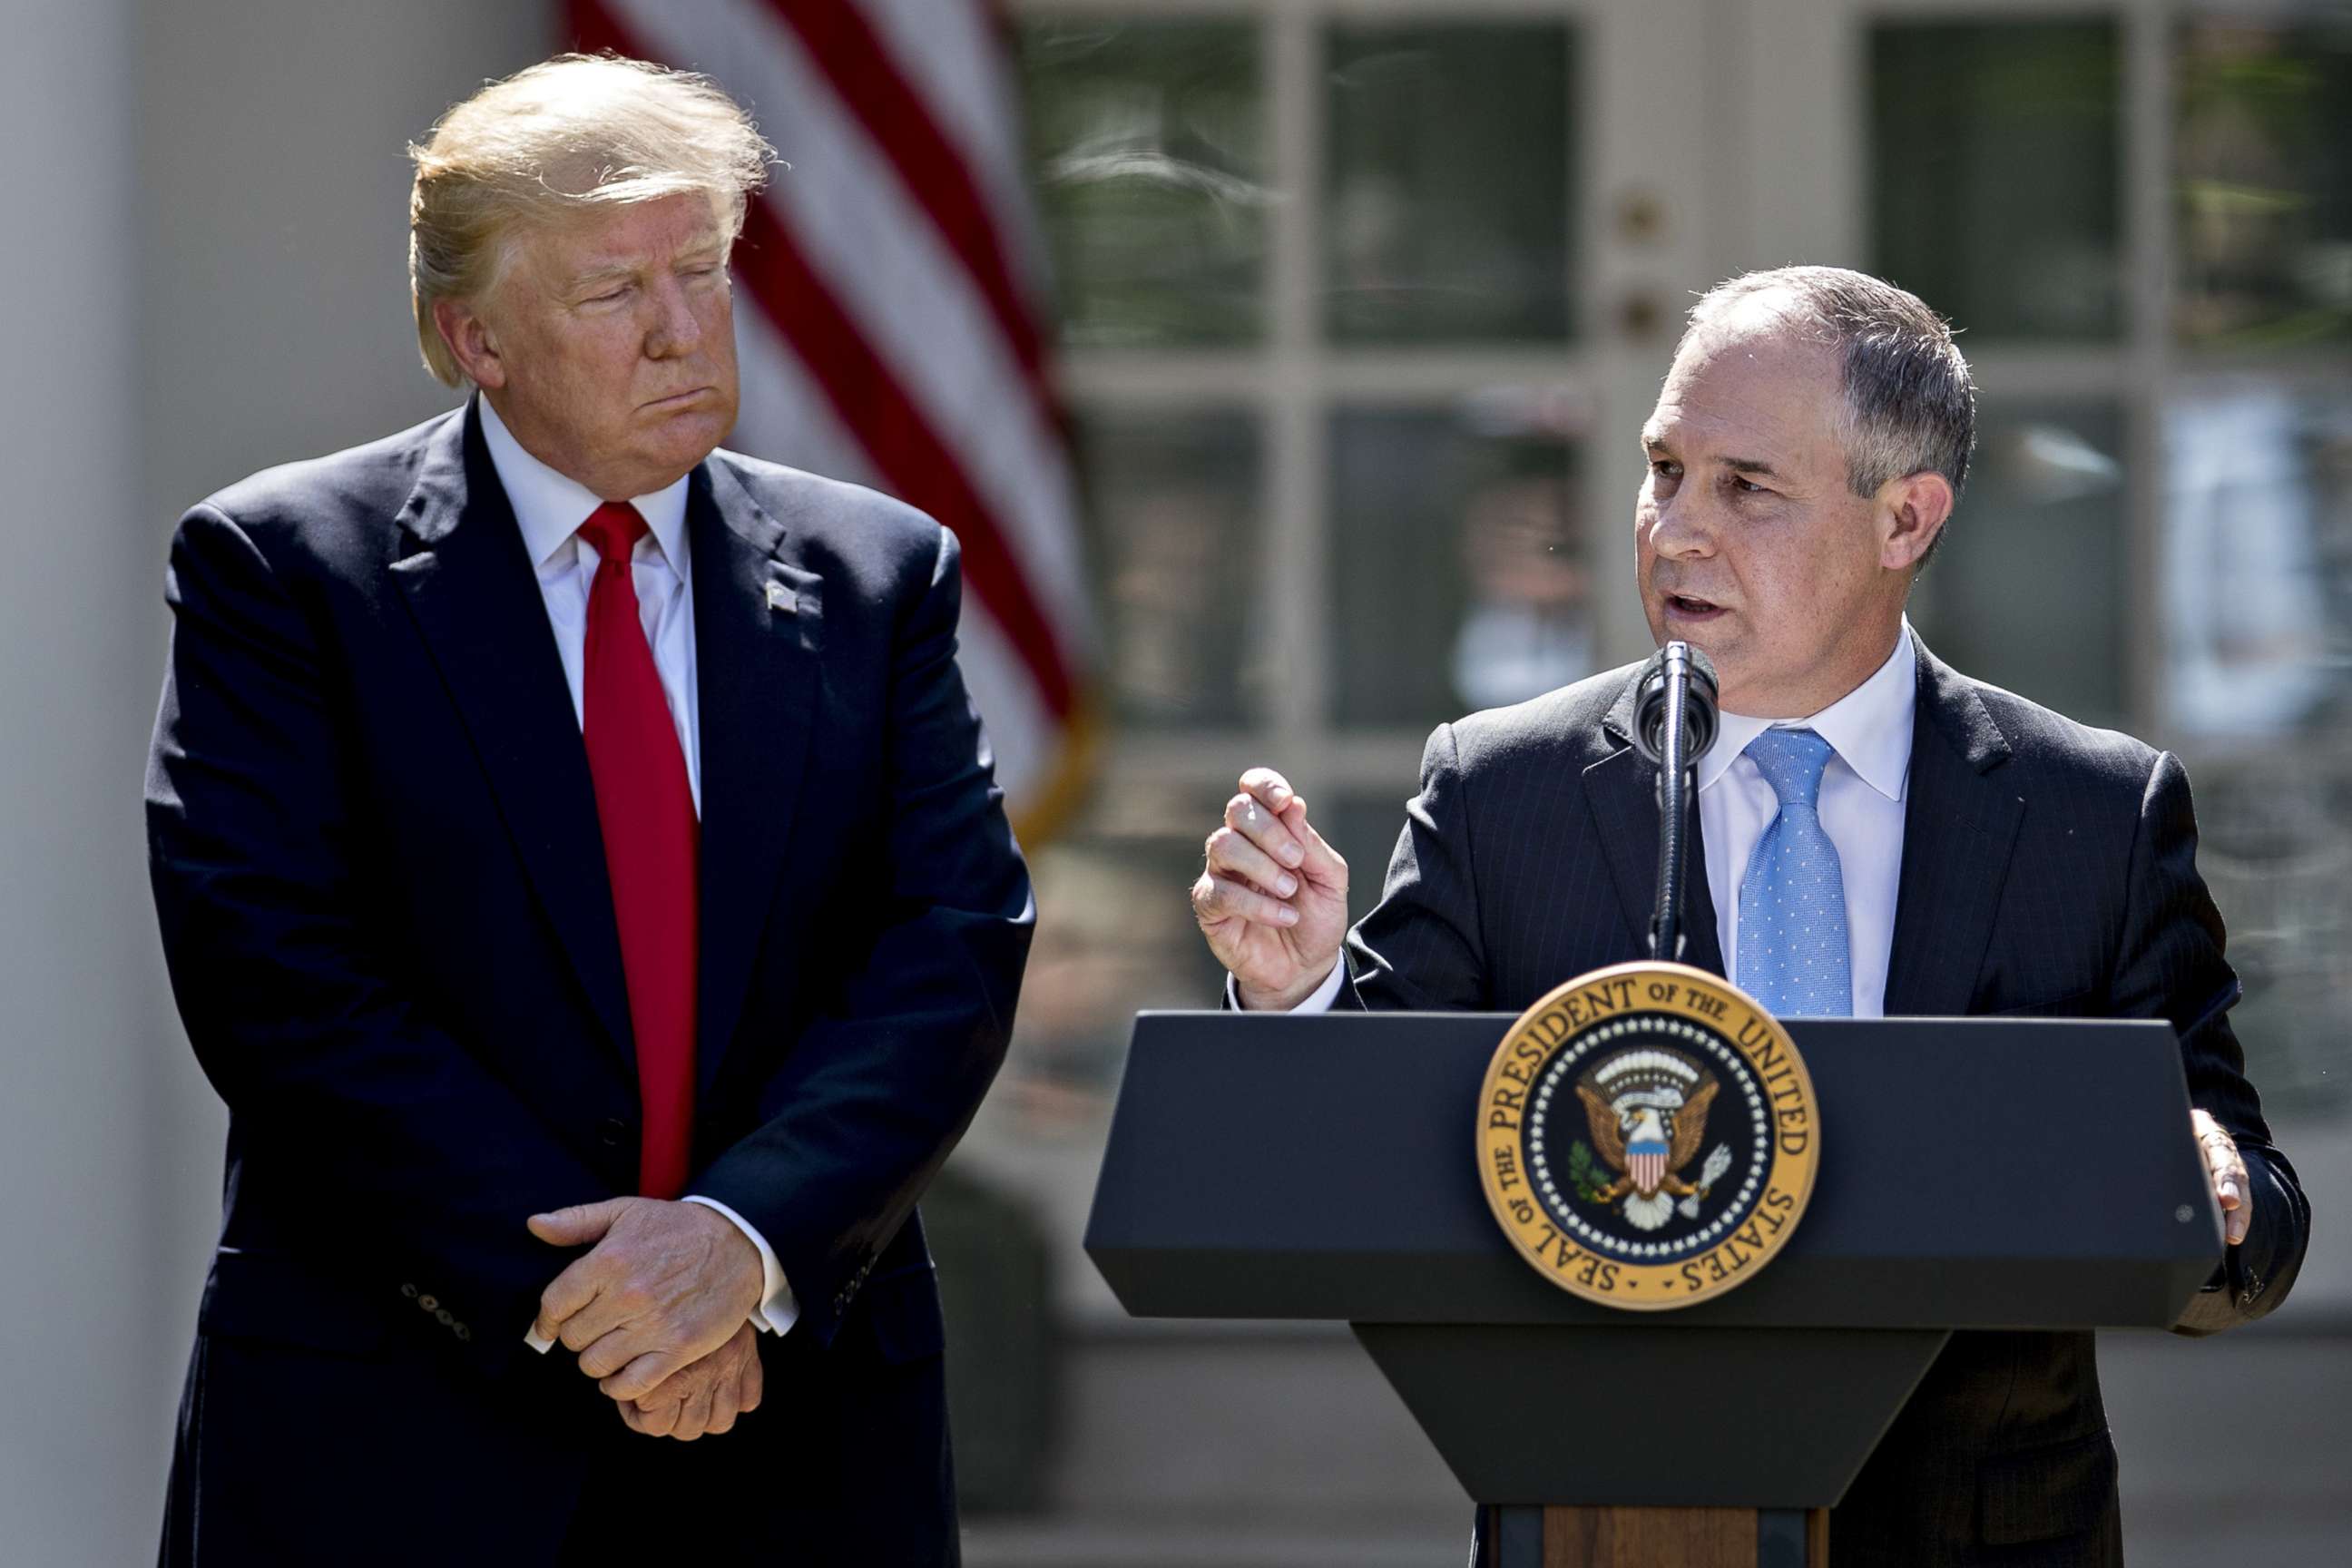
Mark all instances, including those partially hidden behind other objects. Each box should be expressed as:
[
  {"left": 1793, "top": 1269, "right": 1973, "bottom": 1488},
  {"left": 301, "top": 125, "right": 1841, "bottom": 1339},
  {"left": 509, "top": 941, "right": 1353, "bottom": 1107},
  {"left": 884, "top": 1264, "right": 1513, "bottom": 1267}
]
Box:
[{"left": 1332, "top": 639, "right": 2308, "bottom": 1565}]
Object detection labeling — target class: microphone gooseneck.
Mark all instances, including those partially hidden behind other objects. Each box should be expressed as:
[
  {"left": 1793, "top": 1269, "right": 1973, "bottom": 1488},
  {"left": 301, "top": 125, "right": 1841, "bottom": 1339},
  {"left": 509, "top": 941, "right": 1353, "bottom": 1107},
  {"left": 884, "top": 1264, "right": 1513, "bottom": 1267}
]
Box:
[{"left": 1633, "top": 642, "right": 1720, "bottom": 962}]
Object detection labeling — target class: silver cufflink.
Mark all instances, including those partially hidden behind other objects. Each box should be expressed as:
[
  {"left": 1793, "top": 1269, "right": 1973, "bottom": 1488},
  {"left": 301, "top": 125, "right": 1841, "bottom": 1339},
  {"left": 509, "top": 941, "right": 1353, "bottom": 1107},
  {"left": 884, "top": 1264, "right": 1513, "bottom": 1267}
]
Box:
[{"left": 765, "top": 581, "right": 794, "bottom": 613}]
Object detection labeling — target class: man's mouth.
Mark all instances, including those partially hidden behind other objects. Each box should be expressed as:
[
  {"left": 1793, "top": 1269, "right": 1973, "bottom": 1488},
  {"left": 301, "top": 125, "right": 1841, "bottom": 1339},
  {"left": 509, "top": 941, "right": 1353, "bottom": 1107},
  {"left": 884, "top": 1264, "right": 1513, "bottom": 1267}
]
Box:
[{"left": 1662, "top": 593, "right": 1727, "bottom": 621}]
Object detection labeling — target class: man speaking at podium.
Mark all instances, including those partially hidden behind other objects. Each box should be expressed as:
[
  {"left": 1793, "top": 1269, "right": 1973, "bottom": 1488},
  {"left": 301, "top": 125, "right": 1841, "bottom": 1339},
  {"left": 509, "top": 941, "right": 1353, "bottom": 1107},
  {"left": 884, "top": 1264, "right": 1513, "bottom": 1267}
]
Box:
[
  {"left": 147, "top": 56, "right": 1030, "bottom": 1564},
  {"left": 1191, "top": 267, "right": 2308, "bottom": 1564}
]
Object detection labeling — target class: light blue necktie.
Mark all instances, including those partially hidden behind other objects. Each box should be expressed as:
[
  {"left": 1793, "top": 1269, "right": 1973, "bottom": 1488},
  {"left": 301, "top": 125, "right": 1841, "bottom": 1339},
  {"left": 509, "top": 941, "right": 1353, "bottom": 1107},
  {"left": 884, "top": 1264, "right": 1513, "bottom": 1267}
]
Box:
[{"left": 1737, "top": 729, "right": 1852, "bottom": 1018}]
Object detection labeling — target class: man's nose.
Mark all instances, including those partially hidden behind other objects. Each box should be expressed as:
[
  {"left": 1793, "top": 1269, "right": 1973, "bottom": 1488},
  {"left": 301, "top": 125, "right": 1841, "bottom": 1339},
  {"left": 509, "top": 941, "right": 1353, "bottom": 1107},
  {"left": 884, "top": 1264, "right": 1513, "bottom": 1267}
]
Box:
[
  {"left": 644, "top": 278, "right": 703, "bottom": 358},
  {"left": 1646, "top": 488, "right": 1715, "bottom": 559}
]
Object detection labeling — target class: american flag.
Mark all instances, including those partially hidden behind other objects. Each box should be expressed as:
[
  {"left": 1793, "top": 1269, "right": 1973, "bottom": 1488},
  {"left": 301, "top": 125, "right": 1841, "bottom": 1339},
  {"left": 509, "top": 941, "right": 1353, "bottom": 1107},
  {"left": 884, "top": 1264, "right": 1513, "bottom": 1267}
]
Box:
[
  {"left": 1627, "top": 1139, "right": 1668, "bottom": 1197},
  {"left": 566, "top": 0, "right": 1094, "bottom": 841}
]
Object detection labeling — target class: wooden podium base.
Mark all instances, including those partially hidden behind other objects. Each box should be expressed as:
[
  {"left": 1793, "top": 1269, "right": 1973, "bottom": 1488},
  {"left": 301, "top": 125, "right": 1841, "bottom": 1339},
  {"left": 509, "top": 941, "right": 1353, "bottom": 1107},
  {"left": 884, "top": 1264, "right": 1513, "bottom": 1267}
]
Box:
[{"left": 1481, "top": 1505, "right": 1828, "bottom": 1567}]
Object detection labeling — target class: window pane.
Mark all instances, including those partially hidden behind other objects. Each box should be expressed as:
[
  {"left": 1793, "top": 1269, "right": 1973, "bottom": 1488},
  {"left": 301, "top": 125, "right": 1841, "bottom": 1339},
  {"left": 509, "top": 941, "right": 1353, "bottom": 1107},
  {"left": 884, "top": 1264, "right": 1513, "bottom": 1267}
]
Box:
[
  {"left": 1329, "top": 403, "right": 1594, "bottom": 727},
  {"left": 1869, "top": 23, "right": 2122, "bottom": 339},
  {"left": 2161, "top": 376, "right": 2352, "bottom": 1111},
  {"left": 1075, "top": 409, "right": 1263, "bottom": 728},
  {"left": 1907, "top": 404, "right": 2127, "bottom": 729},
  {"left": 1019, "top": 20, "right": 1265, "bottom": 348},
  {"left": 1324, "top": 24, "right": 1574, "bottom": 344},
  {"left": 2177, "top": 19, "right": 2352, "bottom": 348},
  {"left": 2161, "top": 383, "right": 2351, "bottom": 741}
]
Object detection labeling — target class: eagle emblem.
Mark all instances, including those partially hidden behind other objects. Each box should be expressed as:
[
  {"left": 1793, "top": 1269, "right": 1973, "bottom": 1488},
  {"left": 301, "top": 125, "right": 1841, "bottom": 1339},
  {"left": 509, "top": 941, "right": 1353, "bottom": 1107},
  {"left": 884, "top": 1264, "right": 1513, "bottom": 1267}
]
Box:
[{"left": 1571, "top": 1048, "right": 1735, "bottom": 1232}]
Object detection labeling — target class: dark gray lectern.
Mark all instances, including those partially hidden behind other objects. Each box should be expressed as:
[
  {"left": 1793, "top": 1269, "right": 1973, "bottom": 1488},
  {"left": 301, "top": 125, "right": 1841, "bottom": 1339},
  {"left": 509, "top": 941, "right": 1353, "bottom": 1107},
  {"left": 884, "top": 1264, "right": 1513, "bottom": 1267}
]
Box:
[{"left": 1084, "top": 1012, "right": 2223, "bottom": 1566}]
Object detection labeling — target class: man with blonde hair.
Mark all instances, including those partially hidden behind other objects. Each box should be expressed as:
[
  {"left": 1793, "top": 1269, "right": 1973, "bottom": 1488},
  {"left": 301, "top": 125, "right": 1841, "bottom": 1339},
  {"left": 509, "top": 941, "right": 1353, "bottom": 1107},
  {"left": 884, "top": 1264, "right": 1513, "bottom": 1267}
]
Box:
[{"left": 149, "top": 54, "right": 1030, "bottom": 1563}]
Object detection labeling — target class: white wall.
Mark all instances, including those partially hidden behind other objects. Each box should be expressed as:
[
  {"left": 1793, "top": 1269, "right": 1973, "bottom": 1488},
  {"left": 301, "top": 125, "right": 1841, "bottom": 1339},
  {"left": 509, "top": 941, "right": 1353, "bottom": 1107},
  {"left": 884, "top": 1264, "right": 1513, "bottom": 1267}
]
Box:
[
  {"left": 0, "top": 0, "right": 157, "bottom": 1559},
  {"left": 0, "top": 4, "right": 554, "bottom": 1559}
]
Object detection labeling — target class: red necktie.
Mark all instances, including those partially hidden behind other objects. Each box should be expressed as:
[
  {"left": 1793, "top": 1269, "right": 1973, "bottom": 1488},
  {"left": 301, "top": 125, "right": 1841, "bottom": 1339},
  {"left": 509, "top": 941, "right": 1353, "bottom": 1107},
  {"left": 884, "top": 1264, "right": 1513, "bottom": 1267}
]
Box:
[{"left": 577, "top": 502, "right": 698, "bottom": 1199}]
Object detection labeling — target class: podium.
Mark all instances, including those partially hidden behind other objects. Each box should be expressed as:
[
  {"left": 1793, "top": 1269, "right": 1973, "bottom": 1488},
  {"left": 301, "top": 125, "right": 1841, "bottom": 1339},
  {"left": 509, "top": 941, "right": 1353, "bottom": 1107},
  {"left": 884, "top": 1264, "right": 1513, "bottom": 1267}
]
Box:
[{"left": 1084, "top": 1011, "right": 2222, "bottom": 1566}]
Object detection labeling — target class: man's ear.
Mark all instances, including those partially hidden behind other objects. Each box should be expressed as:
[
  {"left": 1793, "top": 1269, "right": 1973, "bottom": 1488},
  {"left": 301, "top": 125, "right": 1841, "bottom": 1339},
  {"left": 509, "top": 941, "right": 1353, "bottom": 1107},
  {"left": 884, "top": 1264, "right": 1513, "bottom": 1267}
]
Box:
[
  {"left": 1879, "top": 471, "right": 1955, "bottom": 574},
  {"left": 431, "top": 297, "right": 507, "bottom": 391}
]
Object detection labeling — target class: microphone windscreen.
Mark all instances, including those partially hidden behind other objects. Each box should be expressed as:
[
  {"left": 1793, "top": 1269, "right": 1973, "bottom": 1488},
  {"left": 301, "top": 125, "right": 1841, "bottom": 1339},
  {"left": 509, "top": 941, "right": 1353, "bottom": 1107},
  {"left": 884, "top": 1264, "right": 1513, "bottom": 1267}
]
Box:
[{"left": 1684, "top": 645, "right": 1720, "bottom": 701}]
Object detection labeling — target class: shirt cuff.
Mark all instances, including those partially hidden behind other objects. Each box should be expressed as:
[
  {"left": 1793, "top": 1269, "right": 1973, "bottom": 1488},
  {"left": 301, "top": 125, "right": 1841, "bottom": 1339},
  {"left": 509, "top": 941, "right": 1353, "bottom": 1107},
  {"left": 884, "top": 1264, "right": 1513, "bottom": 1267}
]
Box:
[
  {"left": 1226, "top": 959, "right": 1346, "bottom": 1013},
  {"left": 682, "top": 1194, "right": 800, "bottom": 1336}
]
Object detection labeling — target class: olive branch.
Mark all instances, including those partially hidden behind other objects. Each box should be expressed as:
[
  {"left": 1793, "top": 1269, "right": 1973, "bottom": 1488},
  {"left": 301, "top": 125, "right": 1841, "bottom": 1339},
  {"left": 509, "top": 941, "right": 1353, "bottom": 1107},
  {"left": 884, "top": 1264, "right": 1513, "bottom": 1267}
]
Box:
[{"left": 1566, "top": 1140, "right": 1612, "bottom": 1204}]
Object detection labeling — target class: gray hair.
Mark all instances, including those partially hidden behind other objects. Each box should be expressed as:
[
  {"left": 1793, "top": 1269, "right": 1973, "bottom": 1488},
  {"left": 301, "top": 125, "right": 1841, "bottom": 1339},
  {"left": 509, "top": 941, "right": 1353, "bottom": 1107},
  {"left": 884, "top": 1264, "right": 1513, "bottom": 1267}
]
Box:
[
  {"left": 1683, "top": 267, "right": 1975, "bottom": 559},
  {"left": 407, "top": 54, "right": 776, "bottom": 388}
]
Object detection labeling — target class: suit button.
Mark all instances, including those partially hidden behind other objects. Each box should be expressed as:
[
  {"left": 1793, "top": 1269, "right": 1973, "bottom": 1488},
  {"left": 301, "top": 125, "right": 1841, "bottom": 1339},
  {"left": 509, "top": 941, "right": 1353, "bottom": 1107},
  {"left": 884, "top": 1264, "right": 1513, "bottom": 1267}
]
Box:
[
  {"left": 418, "top": 1294, "right": 439, "bottom": 1313},
  {"left": 435, "top": 1308, "right": 455, "bottom": 1326},
  {"left": 399, "top": 1283, "right": 418, "bottom": 1299},
  {"left": 454, "top": 1323, "right": 472, "bottom": 1342},
  {"left": 598, "top": 1118, "right": 630, "bottom": 1149}
]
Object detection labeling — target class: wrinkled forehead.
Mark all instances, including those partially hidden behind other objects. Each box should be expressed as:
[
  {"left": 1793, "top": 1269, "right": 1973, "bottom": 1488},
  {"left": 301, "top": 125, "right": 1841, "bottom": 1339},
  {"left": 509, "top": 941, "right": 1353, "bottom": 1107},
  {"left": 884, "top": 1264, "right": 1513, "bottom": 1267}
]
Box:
[
  {"left": 1648, "top": 309, "right": 1847, "bottom": 466},
  {"left": 508, "top": 191, "right": 732, "bottom": 282}
]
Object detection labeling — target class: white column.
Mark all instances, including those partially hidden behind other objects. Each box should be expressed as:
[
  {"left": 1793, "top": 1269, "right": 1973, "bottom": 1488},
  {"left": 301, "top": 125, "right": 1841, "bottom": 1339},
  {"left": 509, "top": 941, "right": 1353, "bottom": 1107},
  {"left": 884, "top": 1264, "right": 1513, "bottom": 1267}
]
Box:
[{"left": 0, "top": 3, "right": 173, "bottom": 1563}]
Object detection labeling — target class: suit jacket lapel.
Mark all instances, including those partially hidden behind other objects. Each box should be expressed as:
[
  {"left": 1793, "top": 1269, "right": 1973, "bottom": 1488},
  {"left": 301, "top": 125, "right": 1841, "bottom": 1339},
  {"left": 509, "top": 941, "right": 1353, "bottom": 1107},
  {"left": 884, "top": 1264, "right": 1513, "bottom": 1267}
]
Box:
[
  {"left": 689, "top": 457, "right": 820, "bottom": 1098},
  {"left": 388, "top": 403, "right": 634, "bottom": 1065},
  {"left": 1590, "top": 680, "right": 1727, "bottom": 977},
  {"left": 1882, "top": 639, "right": 2025, "bottom": 1015}
]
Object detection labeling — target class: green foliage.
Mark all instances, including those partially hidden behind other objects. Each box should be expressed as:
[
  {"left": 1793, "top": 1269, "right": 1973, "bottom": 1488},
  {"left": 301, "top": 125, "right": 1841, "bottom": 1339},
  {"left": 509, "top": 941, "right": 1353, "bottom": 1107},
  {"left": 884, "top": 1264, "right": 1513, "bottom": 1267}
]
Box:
[{"left": 1567, "top": 1140, "right": 1612, "bottom": 1204}]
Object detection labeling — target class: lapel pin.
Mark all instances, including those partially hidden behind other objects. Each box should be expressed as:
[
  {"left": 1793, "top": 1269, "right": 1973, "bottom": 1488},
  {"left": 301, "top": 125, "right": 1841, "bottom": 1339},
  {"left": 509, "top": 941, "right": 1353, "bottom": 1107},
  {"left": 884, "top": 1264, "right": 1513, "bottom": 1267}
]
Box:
[{"left": 764, "top": 581, "right": 795, "bottom": 614}]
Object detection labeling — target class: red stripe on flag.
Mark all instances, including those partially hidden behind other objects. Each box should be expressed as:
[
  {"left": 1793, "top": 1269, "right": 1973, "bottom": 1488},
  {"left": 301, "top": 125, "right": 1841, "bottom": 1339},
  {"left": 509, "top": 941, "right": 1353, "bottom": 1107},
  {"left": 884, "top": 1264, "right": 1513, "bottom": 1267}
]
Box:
[
  {"left": 759, "top": 0, "right": 1062, "bottom": 426},
  {"left": 568, "top": 0, "right": 1077, "bottom": 719},
  {"left": 731, "top": 199, "right": 1076, "bottom": 715}
]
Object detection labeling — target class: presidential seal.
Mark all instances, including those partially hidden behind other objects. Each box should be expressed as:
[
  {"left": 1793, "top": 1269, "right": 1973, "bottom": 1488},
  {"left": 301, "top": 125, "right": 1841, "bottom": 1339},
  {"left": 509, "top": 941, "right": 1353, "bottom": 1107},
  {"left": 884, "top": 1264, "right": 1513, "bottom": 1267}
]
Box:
[{"left": 1475, "top": 962, "right": 1819, "bottom": 1310}]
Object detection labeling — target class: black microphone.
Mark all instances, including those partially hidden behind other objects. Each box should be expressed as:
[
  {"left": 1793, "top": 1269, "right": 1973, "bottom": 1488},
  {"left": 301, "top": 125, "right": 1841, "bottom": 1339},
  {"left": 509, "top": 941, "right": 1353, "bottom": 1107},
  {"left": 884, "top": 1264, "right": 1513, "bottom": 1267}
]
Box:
[
  {"left": 1632, "top": 642, "right": 1720, "bottom": 769},
  {"left": 1631, "top": 642, "right": 1720, "bottom": 962}
]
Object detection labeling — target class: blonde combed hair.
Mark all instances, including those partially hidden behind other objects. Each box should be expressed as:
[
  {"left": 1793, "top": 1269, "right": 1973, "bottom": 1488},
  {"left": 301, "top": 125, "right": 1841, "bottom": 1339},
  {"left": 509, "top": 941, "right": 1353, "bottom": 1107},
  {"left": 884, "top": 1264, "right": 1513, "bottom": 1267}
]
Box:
[{"left": 407, "top": 54, "right": 774, "bottom": 387}]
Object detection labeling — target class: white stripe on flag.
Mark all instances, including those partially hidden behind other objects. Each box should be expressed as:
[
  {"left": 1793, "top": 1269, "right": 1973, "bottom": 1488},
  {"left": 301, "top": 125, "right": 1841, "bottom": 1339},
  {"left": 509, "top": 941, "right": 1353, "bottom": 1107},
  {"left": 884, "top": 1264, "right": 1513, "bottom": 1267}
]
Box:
[{"left": 611, "top": 0, "right": 1093, "bottom": 664}]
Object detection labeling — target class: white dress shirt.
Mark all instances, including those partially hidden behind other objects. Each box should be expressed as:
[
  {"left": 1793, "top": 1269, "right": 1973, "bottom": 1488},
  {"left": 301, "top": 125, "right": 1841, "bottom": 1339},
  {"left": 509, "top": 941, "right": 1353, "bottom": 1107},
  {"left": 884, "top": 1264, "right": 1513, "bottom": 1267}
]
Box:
[
  {"left": 1251, "top": 621, "right": 1918, "bottom": 1018},
  {"left": 1700, "top": 622, "right": 1916, "bottom": 1018},
  {"left": 478, "top": 397, "right": 799, "bottom": 1345}
]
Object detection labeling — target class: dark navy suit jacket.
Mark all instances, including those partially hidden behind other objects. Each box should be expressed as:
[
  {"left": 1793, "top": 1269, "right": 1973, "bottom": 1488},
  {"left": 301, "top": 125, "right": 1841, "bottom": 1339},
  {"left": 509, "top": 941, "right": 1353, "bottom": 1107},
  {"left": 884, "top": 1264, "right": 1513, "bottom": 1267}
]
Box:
[
  {"left": 1333, "top": 646, "right": 2308, "bottom": 1567},
  {"left": 147, "top": 400, "right": 1032, "bottom": 1564}
]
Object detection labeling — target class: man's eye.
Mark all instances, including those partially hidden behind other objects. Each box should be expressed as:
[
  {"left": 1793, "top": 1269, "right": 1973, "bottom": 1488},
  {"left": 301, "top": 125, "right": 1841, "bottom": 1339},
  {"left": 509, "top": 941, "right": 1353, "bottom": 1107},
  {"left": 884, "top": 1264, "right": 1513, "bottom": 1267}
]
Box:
[
  {"left": 586, "top": 287, "right": 630, "bottom": 304},
  {"left": 1730, "top": 475, "right": 1768, "bottom": 495},
  {"left": 1649, "top": 459, "right": 1681, "bottom": 481}
]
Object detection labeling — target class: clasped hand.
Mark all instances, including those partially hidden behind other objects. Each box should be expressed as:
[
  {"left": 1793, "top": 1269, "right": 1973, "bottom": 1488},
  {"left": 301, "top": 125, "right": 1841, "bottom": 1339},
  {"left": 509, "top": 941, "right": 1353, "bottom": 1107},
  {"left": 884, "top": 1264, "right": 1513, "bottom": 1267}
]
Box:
[{"left": 528, "top": 1197, "right": 767, "bottom": 1438}]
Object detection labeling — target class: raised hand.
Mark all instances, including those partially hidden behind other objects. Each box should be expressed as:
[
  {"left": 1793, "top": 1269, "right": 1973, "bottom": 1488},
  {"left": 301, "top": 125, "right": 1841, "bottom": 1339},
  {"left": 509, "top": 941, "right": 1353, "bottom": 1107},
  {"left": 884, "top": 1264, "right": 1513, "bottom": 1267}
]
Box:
[{"left": 1191, "top": 769, "right": 1350, "bottom": 1011}]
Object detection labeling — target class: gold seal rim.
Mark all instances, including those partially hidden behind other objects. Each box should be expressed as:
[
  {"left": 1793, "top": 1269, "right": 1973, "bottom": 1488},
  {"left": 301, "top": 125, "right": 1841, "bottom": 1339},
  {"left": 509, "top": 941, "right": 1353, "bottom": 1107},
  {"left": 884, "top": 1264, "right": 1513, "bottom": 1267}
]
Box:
[{"left": 1474, "top": 961, "right": 1821, "bottom": 1312}]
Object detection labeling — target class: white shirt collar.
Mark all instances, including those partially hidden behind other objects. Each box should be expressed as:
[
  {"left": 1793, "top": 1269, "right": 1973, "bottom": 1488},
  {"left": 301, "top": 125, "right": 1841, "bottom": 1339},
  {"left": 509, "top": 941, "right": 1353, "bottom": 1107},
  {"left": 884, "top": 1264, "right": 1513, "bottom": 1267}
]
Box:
[
  {"left": 1698, "top": 620, "right": 1918, "bottom": 803},
  {"left": 475, "top": 395, "right": 691, "bottom": 574}
]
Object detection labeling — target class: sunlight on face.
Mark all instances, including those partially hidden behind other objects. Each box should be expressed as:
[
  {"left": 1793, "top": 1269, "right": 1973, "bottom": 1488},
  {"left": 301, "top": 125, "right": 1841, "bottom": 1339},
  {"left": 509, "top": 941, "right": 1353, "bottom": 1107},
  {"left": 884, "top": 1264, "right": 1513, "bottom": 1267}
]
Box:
[
  {"left": 1633, "top": 305, "right": 1907, "bottom": 718},
  {"left": 474, "top": 191, "right": 740, "bottom": 500}
]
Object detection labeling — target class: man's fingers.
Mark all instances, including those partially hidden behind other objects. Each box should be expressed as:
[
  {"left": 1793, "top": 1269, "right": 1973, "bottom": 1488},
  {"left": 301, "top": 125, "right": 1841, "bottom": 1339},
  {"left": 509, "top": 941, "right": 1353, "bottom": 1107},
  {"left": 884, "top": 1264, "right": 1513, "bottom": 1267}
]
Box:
[
  {"left": 548, "top": 1276, "right": 632, "bottom": 1354},
  {"left": 669, "top": 1373, "right": 717, "bottom": 1442},
  {"left": 740, "top": 1343, "right": 764, "bottom": 1415},
  {"left": 1206, "top": 827, "right": 1297, "bottom": 899},
  {"left": 1237, "top": 769, "right": 1296, "bottom": 814},
  {"left": 1193, "top": 874, "right": 1299, "bottom": 929},
  {"left": 1225, "top": 792, "right": 1305, "bottom": 870},
  {"left": 526, "top": 1197, "right": 634, "bottom": 1249},
  {"left": 577, "top": 1324, "right": 655, "bottom": 1382},
  {"left": 1283, "top": 800, "right": 1348, "bottom": 887},
  {"left": 601, "top": 1349, "right": 681, "bottom": 1405},
  {"left": 624, "top": 1389, "right": 681, "bottom": 1438},
  {"left": 534, "top": 1257, "right": 609, "bottom": 1345},
  {"left": 704, "top": 1364, "right": 743, "bottom": 1436}
]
